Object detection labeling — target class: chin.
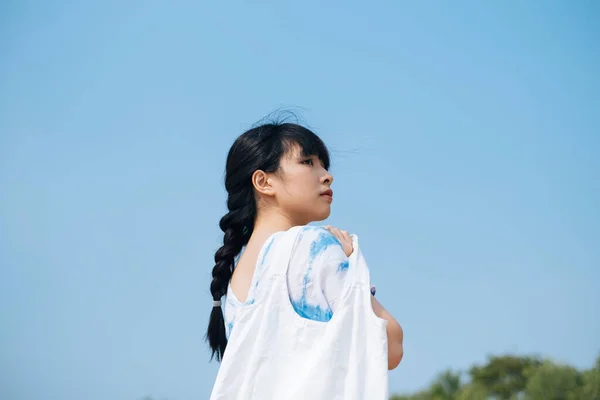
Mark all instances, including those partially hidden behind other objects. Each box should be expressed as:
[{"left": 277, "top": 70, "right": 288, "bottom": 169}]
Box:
[
  {"left": 297, "top": 204, "right": 331, "bottom": 224},
  {"left": 312, "top": 209, "right": 331, "bottom": 222}
]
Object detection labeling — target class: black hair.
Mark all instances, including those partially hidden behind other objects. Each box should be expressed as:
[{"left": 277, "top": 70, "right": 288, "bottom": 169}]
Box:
[{"left": 207, "top": 121, "right": 331, "bottom": 361}]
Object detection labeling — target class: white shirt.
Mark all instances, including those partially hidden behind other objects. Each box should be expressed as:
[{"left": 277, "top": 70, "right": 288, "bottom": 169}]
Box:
[
  {"left": 211, "top": 225, "right": 389, "bottom": 399},
  {"left": 225, "top": 225, "right": 351, "bottom": 337}
]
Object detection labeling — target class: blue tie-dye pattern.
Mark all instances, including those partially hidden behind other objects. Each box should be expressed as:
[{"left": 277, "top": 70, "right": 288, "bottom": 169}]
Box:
[
  {"left": 227, "top": 321, "right": 234, "bottom": 338},
  {"left": 293, "top": 298, "right": 333, "bottom": 322},
  {"left": 259, "top": 236, "right": 276, "bottom": 267},
  {"left": 337, "top": 260, "right": 349, "bottom": 272},
  {"left": 290, "top": 228, "right": 343, "bottom": 322},
  {"left": 225, "top": 226, "right": 349, "bottom": 332},
  {"left": 308, "top": 229, "right": 340, "bottom": 261}
]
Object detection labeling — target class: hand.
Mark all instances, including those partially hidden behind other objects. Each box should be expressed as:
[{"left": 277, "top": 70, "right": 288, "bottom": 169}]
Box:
[{"left": 323, "top": 226, "right": 353, "bottom": 257}]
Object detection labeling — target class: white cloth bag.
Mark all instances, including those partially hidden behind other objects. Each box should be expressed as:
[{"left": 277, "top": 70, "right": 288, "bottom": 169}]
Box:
[{"left": 210, "top": 226, "right": 389, "bottom": 400}]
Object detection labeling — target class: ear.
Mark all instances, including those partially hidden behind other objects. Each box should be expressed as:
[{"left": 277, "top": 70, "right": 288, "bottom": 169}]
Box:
[{"left": 252, "top": 170, "right": 275, "bottom": 196}]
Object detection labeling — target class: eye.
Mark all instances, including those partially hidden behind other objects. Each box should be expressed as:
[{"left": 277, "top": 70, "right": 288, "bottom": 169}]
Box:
[{"left": 302, "top": 159, "right": 314, "bottom": 166}]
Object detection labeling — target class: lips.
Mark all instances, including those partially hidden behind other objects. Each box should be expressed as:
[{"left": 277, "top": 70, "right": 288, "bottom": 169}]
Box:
[{"left": 321, "top": 189, "right": 333, "bottom": 197}]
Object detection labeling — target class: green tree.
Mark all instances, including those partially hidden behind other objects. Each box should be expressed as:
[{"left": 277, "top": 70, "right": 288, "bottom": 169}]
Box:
[
  {"left": 579, "top": 355, "right": 600, "bottom": 400},
  {"left": 524, "top": 360, "right": 583, "bottom": 400},
  {"left": 455, "top": 383, "right": 489, "bottom": 400},
  {"left": 389, "top": 352, "right": 600, "bottom": 399},
  {"left": 390, "top": 390, "right": 434, "bottom": 400},
  {"left": 429, "top": 370, "right": 462, "bottom": 400},
  {"left": 469, "top": 355, "right": 541, "bottom": 399},
  {"left": 390, "top": 369, "right": 463, "bottom": 400}
]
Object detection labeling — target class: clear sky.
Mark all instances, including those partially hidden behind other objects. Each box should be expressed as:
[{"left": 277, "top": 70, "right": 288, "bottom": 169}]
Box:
[{"left": 1, "top": 1, "right": 599, "bottom": 399}]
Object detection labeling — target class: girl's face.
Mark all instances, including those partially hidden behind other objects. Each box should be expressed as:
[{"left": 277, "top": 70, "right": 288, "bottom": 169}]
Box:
[{"left": 271, "top": 144, "right": 334, "bottom": 224}]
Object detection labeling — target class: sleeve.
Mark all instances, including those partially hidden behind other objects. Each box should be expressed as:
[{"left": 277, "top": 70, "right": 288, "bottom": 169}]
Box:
[{"left": 286, "top": 226, "right": 351, "bottom": 321}]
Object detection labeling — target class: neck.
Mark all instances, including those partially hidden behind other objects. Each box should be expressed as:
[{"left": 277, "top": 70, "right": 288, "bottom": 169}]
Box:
[{"left": 252, "top": 209, "right": 298, "bottom": 239}]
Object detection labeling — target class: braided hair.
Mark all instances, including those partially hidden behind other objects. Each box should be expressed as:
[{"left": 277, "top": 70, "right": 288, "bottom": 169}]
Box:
[{"left": 207, "top": 122, "right": 331, "bottom": 361}]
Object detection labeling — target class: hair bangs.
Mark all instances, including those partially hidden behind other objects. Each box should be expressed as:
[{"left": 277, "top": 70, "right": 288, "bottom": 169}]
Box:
[{"left": 280, "top": 124, "right": 331, "bottom": 170}]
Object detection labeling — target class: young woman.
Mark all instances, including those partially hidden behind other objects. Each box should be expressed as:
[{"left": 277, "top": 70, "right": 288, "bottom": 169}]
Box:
[{"left": 208, "top": 122, "right": 403, "bottom": 399}]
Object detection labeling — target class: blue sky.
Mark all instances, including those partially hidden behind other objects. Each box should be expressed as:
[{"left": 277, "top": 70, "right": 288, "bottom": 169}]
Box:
[{"left": 1, "top": 1, "right": 598, "bottom": 399}]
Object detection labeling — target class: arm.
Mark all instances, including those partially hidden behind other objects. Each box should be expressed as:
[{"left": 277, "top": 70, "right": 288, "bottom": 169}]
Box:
[
  {"left": 371, "top": 295, "right": 404, "bottom": 370},
  {"left": 323, "top": 226, "right": 404, "bottom": 370}
]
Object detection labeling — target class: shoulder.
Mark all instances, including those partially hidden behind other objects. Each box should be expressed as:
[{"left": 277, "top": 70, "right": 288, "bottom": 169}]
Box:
[
  {"left": 287, "top": 226, "right": 352, "bottom": 316},
  {"left": 291, "top": 225, "right": 348, "bottom": 265},
  {"left": 296, "top": 225, "right": 343, "bottom": 248}
]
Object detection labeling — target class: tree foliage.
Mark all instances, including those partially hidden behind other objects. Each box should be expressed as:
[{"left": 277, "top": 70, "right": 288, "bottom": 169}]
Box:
[
  {"left": 391, "top": 353, "right": 600, "bottom": 400},
  {"left": 470, "top": 355, "right": 541, "bottom": 399}
]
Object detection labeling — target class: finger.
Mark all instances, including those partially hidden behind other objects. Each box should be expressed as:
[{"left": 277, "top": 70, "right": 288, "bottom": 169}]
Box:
[
  {"left": 330, "top": 227, "right": 342, "bottom": 240},
  {"left": 341, "top": 230, "right": 351, "bottom": 242},
  {"left": 340, "top": 229, "right": 350, "bottom": 244}
]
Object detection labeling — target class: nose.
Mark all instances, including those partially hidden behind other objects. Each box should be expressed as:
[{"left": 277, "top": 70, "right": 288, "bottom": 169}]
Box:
[{"left": 322, "top": 170, "right": 334, "bottom": 186}]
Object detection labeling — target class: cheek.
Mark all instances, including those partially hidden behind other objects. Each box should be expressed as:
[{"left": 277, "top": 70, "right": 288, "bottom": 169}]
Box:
[
  {"left": 286, "top": 172, "right": 314, "bottom": 191},
  {"left": 282, "top": 175, "right": 316, "bottom": 202}
]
